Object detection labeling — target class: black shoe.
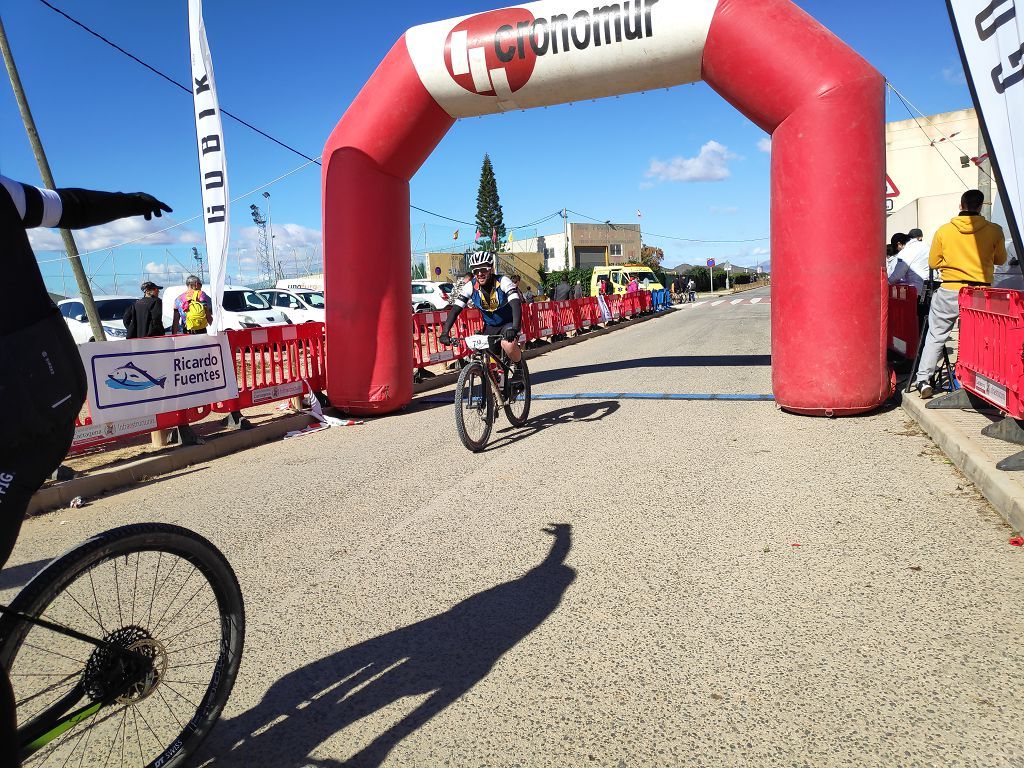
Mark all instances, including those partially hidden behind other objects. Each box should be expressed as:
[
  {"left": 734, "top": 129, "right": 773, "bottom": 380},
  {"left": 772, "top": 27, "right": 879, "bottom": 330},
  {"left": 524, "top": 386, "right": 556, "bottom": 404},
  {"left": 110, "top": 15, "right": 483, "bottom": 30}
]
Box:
[{"left": 916, "top": 381, "right": 933, "bottom": 400}]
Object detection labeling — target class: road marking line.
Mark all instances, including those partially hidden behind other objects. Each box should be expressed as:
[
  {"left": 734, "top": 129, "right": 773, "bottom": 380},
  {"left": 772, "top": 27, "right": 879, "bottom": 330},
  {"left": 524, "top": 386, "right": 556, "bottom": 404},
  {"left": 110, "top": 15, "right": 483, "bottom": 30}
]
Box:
[
  {"left": 730, "top": 299, "right": 744, "bottom": 305},
  {"left": 750, "top": 297, "right": 762, "bottom": 304},
  {"left": 710, "top": 300, "right": 726, "bottom": 306}
]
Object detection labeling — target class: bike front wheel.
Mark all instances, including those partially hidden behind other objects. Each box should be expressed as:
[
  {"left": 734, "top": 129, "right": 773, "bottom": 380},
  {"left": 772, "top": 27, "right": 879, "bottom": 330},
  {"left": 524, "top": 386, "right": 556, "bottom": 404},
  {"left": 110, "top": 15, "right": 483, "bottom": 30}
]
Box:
[
  {"left": 0, "top": 522, "right": 245, "bottom": 768},
  {"left": 504, "top": 357, "right": 531, "bottom": 427},
  {"left": 454, "top": 361, "right": 494, "bottom": 452}
]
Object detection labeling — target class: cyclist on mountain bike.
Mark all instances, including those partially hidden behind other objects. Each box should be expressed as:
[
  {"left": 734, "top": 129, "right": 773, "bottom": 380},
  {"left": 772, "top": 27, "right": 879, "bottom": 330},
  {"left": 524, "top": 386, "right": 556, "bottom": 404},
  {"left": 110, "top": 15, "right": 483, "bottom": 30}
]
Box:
[
  {"left": 438, "top": 251, "right": 524, "bottom": 377},
  {"left": 0, "top": 174, "right": 171, "bottom": 755}
]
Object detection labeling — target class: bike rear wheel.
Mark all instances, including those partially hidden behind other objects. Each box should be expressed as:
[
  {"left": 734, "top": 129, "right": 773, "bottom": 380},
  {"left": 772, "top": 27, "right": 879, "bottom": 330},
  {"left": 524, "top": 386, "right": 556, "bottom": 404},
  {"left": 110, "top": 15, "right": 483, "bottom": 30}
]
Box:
[
  {"left": 504, "top": 357, "right": 531, "bottom": 427},
  {"left": 0, "top": 523, "right": 245, "bottom": 767},
  {"left": 454, "top": 361, "right": 494, "bottom": 452}
]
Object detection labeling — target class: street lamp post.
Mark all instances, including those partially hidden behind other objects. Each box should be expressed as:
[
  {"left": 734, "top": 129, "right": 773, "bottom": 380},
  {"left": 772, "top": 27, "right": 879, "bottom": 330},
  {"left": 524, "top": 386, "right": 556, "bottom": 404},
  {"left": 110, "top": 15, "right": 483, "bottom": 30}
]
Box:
[{"left": 192, "top": 246, "right": 205, "bottom": 282}]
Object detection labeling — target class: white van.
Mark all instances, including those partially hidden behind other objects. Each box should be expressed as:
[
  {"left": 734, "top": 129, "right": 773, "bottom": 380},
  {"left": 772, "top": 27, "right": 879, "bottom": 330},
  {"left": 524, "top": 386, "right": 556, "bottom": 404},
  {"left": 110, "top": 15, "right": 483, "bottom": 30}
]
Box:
[
  {"left": 257, "top": 287, "right": 325, "bottom": 323},
  {"left": 162, "top": 285, "right": 291, "bottom": 331}
]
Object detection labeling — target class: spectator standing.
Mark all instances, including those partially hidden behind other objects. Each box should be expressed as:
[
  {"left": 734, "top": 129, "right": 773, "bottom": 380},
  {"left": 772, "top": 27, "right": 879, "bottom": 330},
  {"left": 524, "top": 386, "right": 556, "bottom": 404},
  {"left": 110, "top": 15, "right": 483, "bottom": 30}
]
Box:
[
  {"left": 914, "top": 190, "right": 1007, "bottom": 398},
  {"left": 642, "top": 276, "right": 651, "bottom": 291},
  {"left": 902, "top": 227, "right": 932, "bottom": 286},
  {"left": 523, "top": 285, "right": 534, "bottom": 303},
  {"left": 627, "top": 276, "right": 639, "bottom": 294},
  {"left": 172, "top": 275, "right": 212, "bottom": 334},
  {"left": 123, "top": 281, "right": 165, "bottom": 339},
  {"left": 572, "top": 279, "right": 583, "bottom": 299},
  {"left": 553, "top": 277, "right": 572, "bottom": 301},
  {"left": 687, "top": 278, "right": 697, "bottom": 302},
  {"left": 886, "top": 232, "right": 923, "bottom": 295}
]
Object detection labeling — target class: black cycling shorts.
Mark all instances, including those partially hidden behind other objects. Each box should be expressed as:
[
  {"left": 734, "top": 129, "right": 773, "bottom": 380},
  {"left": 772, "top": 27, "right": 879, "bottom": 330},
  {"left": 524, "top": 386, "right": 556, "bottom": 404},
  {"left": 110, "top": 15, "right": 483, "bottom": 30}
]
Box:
[
  {"left": 482, "top": 323, "right": 517, "bottom": 356},
  {"left": 0, "top": 310, "right": 86, "bottom": 570}
]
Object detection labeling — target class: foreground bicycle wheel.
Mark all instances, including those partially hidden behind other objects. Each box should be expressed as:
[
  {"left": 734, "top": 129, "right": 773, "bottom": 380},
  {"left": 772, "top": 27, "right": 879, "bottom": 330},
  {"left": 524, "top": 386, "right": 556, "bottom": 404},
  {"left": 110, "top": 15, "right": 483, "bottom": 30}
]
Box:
[
  {"left": 0, "top": 523, "right": 245, "bottom": 767},
  {"left": 454, "top": 361, "right": 494, "bottom": 452},
  {"left": 504, "top": 357, "right": 531, "bottom": 427}
]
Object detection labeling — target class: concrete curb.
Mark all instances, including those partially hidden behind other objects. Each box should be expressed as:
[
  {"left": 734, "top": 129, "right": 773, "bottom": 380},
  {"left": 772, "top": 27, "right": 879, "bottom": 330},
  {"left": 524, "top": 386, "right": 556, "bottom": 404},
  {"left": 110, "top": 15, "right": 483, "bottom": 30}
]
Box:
[
  {"left": 901, "top": 392, "right": 1024, "bottom": 532},
  {"left": 413, "top": 308, "right": 675, "bottom": 396},
  {"left": 29, "top": 412, "right": 317, "bottom": 517}
]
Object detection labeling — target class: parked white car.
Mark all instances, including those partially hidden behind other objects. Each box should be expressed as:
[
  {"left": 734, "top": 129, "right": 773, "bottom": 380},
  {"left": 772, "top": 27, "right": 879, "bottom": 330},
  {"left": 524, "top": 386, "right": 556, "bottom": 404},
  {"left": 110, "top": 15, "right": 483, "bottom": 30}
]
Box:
[
  {"left": 58, "top": 295, "right": 135, "bottom": 343},
  {"left": 161, "top": 285, "right": 291, "bottom": 331},
  {"left": 412, "top": 280, "right": 455, "bottom": 312},
  {"left": 257, "top": 288, "right": 325, "bottom": 323}
]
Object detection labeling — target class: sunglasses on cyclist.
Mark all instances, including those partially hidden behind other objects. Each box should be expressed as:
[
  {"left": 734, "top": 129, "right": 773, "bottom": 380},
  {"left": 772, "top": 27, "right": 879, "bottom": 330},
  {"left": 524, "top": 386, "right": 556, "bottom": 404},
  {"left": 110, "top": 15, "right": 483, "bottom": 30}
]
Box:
[{"left": 472, "top": 267, "right": 492, "bottom": 275}]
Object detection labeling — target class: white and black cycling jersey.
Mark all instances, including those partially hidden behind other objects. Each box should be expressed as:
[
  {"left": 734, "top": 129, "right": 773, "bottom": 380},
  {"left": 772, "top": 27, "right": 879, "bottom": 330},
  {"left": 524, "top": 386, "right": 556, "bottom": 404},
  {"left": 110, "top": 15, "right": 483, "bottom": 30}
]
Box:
[
  {"left": 453, "top": 274, "right": 521, "bottom": 326},
  {"left": 1, "top": 175, "right": 64, "bottom": 228}
]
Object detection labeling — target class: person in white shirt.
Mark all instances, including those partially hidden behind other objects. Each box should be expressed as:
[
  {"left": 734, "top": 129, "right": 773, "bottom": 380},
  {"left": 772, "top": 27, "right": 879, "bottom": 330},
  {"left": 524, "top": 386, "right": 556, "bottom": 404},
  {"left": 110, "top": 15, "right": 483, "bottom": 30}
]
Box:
[
  {"left": 887, "top": 233, "right": 924, "bottom": 295},
  {"left": 900, "top": 228, "right": 931, "bottom": 286}
]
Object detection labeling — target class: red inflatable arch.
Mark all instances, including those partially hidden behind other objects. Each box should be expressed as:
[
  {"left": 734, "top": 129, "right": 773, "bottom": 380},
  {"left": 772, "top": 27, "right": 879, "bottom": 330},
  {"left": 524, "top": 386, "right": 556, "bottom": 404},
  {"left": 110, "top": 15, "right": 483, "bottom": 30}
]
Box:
[{"left": 323, "top": 0, "right": 891, "bottom": 416}]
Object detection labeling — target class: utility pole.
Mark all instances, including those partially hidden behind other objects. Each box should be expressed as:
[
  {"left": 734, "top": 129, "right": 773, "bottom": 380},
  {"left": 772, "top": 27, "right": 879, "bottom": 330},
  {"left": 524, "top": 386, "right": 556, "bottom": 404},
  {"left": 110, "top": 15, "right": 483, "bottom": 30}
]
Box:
[{"left": 0, "top": 15, "right": 106, "bottom": 341}]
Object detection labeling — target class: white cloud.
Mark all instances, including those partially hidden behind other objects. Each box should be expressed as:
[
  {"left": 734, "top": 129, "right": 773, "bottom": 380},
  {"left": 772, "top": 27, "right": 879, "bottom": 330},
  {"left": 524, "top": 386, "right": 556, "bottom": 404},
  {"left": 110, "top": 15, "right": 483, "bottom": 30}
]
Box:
[
  {"left": 235, "top": 223, "right": 322, "bottom": 252},
  {"left": 751, "top": 247, "right": 769, "bottom": 256},
  {"left": 27, "top": 217, "right": 201, "bottom": 253},
  {"left": 709, "top": 205, "right": 739, "bottom": 215},
  {"left": 645, "top": 141, "right": 737, "bottom": 183},
  {"left": 942, "top": 66, "right": 967, "bottom": 86},
  {"left": 757, "top": 137, "right": 772, "bottom": 154}
]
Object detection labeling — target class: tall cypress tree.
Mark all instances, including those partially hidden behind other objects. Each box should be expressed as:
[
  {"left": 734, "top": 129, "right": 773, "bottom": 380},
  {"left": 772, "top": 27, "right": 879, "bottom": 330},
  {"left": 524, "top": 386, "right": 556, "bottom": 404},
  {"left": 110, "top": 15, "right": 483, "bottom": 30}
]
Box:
[{"left": 475, "top": 154, "right": 506, "bottom": 252}]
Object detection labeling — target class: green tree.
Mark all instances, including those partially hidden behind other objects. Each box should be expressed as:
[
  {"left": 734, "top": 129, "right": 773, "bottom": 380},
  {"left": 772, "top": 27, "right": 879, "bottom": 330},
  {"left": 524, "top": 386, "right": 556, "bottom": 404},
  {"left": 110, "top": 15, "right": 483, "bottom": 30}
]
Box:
[
  {"left": 640, "top": 244, "right": 664, "bottom": 269},
  {"left": 475, "top": 153, "right": 506, "bottom": 252}
]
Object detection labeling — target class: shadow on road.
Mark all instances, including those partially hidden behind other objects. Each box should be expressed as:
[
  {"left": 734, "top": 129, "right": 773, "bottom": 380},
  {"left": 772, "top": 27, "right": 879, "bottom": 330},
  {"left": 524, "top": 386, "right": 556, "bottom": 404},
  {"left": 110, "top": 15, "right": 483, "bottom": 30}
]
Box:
[
  {"left": 488, "top": 400, "right": 621, "bottom": 451},
  {"left": 202, "top": 524, "right": 576, "bottom": 767},
  {"left": 0, "top": 557, "right": 53, "bottom": 592},
  {"left": 529, "top": 354, "right": 772, "bottom": 386}
]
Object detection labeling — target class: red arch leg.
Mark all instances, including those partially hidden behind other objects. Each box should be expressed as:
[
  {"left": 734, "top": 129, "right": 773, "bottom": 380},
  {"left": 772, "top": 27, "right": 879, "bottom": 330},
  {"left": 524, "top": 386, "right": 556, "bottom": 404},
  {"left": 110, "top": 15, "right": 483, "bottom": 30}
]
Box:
[
  {"left": 322, "top": 37, "right": 454, "bottom": 414},
  {"left": 703, "top": 0, "right": 891, "bottom": 415}
]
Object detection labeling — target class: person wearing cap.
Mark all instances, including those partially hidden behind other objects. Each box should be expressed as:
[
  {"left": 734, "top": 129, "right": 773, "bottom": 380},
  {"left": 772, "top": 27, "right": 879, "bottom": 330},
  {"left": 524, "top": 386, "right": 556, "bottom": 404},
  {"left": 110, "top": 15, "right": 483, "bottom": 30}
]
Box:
[{"left": 123, "top": 280, "right": 166, "bottom": 339}]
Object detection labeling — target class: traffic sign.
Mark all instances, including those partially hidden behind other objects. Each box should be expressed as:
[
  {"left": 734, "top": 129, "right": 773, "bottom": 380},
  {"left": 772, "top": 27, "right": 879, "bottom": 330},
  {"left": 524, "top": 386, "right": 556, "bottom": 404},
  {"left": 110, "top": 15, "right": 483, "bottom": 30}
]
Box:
[
  {"left": 707, "top": 258, "right": 716, "bottom": 268},
  {"left": 434, "top": 266, "right": 442, "bottom": 276}
]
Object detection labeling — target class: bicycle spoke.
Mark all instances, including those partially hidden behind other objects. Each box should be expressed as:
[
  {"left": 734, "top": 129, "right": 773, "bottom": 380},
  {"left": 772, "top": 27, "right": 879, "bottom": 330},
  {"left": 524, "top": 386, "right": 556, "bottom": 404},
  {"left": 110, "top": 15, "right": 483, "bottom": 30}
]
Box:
[
  {"left": 150, "top": 568, "right": 196, "bottom": 636},
  {"left": 155, "top": 686, "right": 185, "bottom": 730},
  {"left": 86, "top": 569, "right": 105, "bottom": 636},
  {"left": 130, "top": 551, "right": 140, "bottom": 626},
  {"left": 152, "top": 578, "right": 208, "bottom": 638},
  {"left": 161, "top": 610, "right": 218, "bottom": 647},
  {"left": 21, "top": 641, "right": 87, "bottom": 666},
  {"left": 146, "top": 551, "right": 163, "bottom": 627},
  {"left": 112, "top": 558, "right": 124, "bottom": 629}
]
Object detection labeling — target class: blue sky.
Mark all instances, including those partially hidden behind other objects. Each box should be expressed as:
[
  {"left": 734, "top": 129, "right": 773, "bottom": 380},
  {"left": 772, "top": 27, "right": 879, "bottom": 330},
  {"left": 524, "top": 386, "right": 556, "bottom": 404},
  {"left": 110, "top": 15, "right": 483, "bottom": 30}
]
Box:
[{"left": 1, "top": 0, "right": 971, "bottom": 292}]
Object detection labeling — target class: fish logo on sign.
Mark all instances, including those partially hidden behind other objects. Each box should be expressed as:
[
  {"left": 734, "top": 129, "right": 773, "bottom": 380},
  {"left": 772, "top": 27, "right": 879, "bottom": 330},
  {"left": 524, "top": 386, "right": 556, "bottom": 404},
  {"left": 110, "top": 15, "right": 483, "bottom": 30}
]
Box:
[
  {"left": 445, "top": 9, "right": 539, "bottom": 99},
  {"left": 105, "top": 362, "right": 167, "bottom": 391}
]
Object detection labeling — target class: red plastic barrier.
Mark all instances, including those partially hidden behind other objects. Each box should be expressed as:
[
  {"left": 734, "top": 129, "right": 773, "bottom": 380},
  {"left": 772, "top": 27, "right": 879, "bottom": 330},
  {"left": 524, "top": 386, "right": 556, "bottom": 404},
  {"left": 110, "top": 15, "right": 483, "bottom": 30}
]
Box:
[
  {"left": 521, "top": 302, "right": 540, "bottom": 341},
  {"left": 606, "top": 295, "right": 622, "bottom": 321},
  {"left": 577, "top": 297, "right": 599, "bottom": 329},
  {"left": 533, "top": 301, "right": 559, "bottom": 338},
  {"left": 887, "top": 284, "right": 919, "bottom": 359},
  {"left": 555, "top": 300, "right": 578, "bottom": 335},
  {"left": 413, "top": 309, "right": 458, "bottom": 368},
  {"left": 70, "top": 404, "right": 210, "bottom": 456},
  {"left": 215, "top": 323, "right": 327, "bottom": 412},
  {"left": 637, "top": 291, "right": 652, "bottom": 312},
  {"left": 956, "top": 287, "right": 1024, "bottom": 416}
]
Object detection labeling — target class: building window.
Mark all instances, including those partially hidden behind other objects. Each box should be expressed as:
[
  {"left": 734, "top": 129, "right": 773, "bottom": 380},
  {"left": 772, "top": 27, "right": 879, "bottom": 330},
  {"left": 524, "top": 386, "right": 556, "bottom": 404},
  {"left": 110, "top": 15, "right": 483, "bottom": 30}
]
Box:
[{"left": 610, "top": 244, "right": 623, "bottom": 257}]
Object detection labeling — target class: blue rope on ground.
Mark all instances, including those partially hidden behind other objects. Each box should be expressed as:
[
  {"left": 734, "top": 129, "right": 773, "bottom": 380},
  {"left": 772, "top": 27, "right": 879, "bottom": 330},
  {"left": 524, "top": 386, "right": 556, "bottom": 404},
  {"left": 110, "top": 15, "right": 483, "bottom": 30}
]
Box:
[{"left": 420, "top": 392, "right": 775, "bottom": 404}]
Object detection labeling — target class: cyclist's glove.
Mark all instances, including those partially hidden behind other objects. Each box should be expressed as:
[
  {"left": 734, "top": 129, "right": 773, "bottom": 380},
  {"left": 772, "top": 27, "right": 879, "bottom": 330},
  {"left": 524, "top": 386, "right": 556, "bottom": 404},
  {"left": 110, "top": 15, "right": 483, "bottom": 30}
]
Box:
[
  {"left": 501, "top": 326, "right": 519, "bottom": 342},
  {"left": 127, "top": 193, "right": 173, "bottom": 220},
  {"left": 439, "top": 334, "right": 453, "bottom": 347}
]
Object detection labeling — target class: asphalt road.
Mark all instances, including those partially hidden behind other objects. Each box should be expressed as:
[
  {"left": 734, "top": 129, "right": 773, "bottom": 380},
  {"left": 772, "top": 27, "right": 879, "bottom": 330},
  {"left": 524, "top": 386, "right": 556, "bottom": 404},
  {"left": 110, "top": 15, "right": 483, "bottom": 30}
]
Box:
[{"left": 5, "top": 285, "right": 1024, "bottom": 766}]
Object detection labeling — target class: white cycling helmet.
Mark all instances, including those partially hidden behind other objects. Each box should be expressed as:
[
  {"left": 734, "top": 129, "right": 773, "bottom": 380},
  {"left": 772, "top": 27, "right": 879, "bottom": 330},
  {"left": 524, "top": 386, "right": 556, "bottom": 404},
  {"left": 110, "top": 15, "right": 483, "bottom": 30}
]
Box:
[{"left": 468, "top": 252, "right": 494, "bottom": 270}]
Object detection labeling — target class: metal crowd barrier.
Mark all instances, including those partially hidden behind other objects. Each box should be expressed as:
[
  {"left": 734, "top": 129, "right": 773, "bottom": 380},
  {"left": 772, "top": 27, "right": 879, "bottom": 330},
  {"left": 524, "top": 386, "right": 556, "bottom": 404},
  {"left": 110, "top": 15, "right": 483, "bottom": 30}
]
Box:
[{"left": 887, "top": 284, "right": 920, "bottom": 359}]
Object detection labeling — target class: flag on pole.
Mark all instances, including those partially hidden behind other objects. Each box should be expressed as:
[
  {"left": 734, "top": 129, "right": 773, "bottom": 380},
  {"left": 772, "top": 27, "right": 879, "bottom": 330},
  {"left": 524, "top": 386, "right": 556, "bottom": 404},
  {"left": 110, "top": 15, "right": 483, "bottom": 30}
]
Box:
[
  {"left": 492, "top": 227, "right": 497, "bottom": 243},
  {"left": 474, "top": 229, "right": 481, "bottom": 242},
  {"left": 947, "top": 0, "right": 1024, "bottom": 263},
  {"left": 188, "top": 0, "right": 229, "bottom": 333},
  {"left": 453, "top": 229, "right": 459, "bottom": 241},
  {"left": 508, "top": 230, "right": 515, "bottom": 244}
]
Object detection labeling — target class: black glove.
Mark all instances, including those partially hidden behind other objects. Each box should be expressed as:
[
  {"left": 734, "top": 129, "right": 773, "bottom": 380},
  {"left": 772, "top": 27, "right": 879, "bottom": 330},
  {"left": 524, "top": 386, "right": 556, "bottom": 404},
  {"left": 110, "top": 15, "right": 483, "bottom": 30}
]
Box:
[
  {"left": 439, "top": 334, "right": 453, "bottom": 347},
  {"left": 501, "top": 326, "right": 519, "bottom": 342},
  {"left": 128, "top": 193, "right": 172, "bottom": 220}
]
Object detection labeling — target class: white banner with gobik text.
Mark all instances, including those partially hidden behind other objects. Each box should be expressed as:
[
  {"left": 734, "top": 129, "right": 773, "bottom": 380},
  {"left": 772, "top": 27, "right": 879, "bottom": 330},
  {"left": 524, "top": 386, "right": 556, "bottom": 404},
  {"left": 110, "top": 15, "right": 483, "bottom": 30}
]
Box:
[{"left": 188, "top": 0, "right": 230, "bottom": 332}]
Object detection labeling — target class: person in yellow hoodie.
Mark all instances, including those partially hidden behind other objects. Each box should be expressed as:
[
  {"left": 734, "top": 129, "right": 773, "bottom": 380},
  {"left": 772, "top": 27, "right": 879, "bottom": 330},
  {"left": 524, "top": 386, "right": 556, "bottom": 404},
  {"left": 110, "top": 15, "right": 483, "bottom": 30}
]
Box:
[{"left": 914, "top": 189, "right": 1007, "bottom": 398}]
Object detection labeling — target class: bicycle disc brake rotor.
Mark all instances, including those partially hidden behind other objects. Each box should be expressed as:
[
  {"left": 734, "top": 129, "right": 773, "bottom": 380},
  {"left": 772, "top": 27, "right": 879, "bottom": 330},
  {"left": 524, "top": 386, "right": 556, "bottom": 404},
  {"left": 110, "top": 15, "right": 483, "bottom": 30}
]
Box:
[{"left": 83, "top": 625, "right": 167, "bottom": 703}]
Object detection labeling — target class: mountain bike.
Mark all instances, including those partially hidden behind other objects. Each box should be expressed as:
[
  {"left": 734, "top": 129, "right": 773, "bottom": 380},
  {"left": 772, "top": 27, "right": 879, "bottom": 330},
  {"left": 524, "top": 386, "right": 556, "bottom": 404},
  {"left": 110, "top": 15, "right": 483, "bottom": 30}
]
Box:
[
  {"left": 451, "top": 334, "right": 531, "bottom": 452},
  {"left": 0, "top": 522, "right": 245, "bottom": 766}
]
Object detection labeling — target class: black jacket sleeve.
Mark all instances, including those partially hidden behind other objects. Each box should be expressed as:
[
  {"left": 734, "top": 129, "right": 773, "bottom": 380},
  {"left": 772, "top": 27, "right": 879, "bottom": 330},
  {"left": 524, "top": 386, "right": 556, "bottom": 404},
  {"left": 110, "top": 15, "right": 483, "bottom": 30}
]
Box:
[
  {"left": 148, "top": 298, "right": 165, "bottom": 337},
  {"left": 55, "top": 188, "right": 150, "bottom": 230}
]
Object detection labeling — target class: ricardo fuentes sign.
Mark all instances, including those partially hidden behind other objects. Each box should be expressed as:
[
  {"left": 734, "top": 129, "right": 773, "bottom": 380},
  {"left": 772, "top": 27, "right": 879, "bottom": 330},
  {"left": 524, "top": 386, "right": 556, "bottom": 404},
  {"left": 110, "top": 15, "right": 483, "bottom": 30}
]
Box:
[{"left": 81, "top": 334, "right": 238, "bottom": 425}]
